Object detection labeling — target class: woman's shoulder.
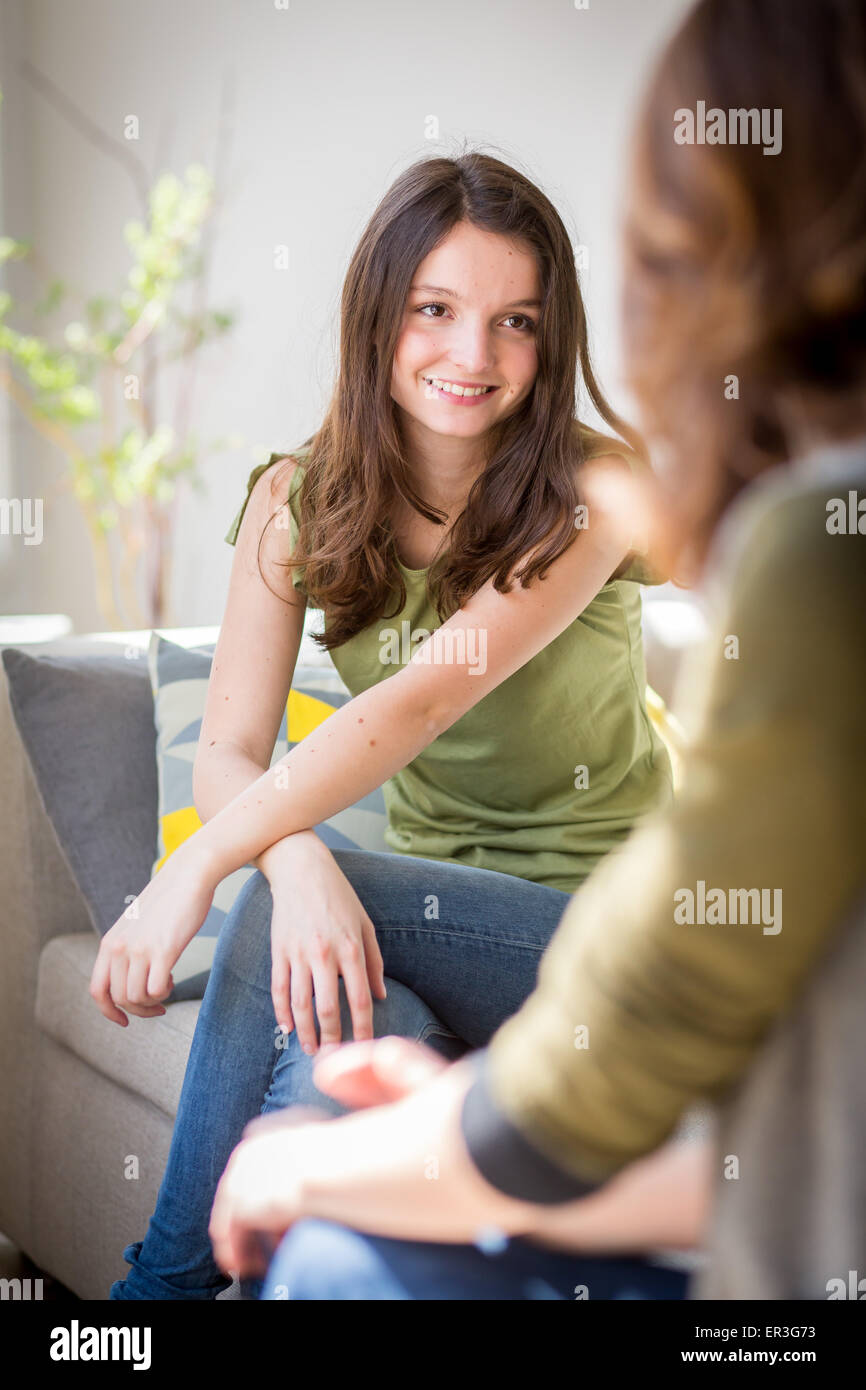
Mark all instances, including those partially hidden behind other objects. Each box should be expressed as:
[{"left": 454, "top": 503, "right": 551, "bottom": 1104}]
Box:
[
  {"left": 573, "top": 421, "right": 665, "bottom": 586},
  {"left": 223, "top": 442, "right": 313, "bottom": 548},
  {"left": 268, "top": 440, "right": 314, "bottom": 482},
  {"left": 576, "top": 421, "right": 640, "bottom": 471},
  {"left": 709, "top": 444, "right": 866, "bottom": 606}
]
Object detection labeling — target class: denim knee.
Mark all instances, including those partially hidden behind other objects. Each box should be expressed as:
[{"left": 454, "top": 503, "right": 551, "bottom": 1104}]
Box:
[
  {"left": 262, "top": 975, "right": 465, "bottom": 1116},
  {"left": 208, "top": 869, "right": 275, "bottom": 994},
  {"left": 260, "top": 1220, "right": 407, "bottom": 1301}
]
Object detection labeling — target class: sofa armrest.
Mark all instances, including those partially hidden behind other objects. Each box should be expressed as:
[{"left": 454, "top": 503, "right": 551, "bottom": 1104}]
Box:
[{"left": 0, "top": 660, "right": 98, "bottom": 1248}]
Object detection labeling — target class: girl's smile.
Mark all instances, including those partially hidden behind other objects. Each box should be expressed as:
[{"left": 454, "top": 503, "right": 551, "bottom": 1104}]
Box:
[{"left": 419, "top": 373, "right": 501, "bottom": 406}]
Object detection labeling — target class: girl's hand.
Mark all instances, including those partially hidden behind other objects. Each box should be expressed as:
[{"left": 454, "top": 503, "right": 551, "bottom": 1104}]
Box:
[
  {"left": 266, "top": 835, "right": 386, "bottom": 1053},
  {"left": 89, "top": 841, "right": 217, "bottom": 1026}
]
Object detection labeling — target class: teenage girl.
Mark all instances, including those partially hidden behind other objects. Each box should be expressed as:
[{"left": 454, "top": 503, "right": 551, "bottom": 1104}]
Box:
[{"left": 97, "top": 152, "right": 672, "bottom": 1298}]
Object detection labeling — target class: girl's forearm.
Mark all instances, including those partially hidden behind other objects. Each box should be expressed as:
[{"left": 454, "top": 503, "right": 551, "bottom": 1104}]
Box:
[
  {"left": 194, "top": 674, "right": 443, "bottom": 885},
  {"left": 193, "top": 744, "right": 323, "bottom": 882}
]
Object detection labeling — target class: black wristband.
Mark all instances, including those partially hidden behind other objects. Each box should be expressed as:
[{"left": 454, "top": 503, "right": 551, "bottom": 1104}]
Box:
[{"left": 459, "top": 1050, "right": 602, "bottom": 1205}]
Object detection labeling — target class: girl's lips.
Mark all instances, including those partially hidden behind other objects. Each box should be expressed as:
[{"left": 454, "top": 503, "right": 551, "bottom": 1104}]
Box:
[{"left": 421, "top": 378, "right": 500, "bottom": 407}]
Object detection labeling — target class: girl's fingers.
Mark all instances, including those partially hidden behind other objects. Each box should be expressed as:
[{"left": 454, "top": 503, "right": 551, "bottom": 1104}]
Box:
[
  {"left": 339, "top": 942, "right": 374, "bottom": 1043},
  {"left": 110, "top": 952, "right": 166, "bottom": 1019},
  {"left": 271, "top": 950, "right": 294, "bottom": 1033},
  {"left": 109, "top": 953, "right": 131, "bottom": 1022},
  {"left": 361, "top": 917, "right": 387, "bottom": 1001},
  {"left": 89, "top": 948, "right": 127, "bottom": 1026},
  {"left": 146, "top": 955, "right": 174, "bottom": 1002},
  {"left": 125, "top": 953, "right": 151, "bottom": 1006},
  {"left": 126, "top": 1002, "right": 168, "bottom": 1019},
  {"left": 290, "top": 962, "right": 317, "bottom": 1055},
  {"left": 310, "top": 958, "right": 343, "bottom": 1048}
]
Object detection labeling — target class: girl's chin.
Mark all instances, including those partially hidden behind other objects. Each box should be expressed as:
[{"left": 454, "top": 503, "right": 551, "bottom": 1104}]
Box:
[
  {"left": 417, "top": 411, "right": 492, "bottom": 436},
  {"left": 394, "top": 400, "right": 493, "bottom": 435}
]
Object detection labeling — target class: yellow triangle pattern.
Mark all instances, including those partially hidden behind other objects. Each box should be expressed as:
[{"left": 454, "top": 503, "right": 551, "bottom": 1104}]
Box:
[
  {"left": 154, "top": 690, "right": 337, "bottom": 870},
  {"left": 645, "top": 683, "right": 685, "bottom": 791},
  {"left": 155, "top": 804, "right": 203, "bottom": 872},
  {"left": 287, "top": 687, "right": 338, "bottom": 742}
]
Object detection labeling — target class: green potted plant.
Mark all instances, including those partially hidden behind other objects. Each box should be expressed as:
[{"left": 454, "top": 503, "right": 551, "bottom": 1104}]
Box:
[{"left": 0, "top": 76, "right": 238, "bottom": 628}]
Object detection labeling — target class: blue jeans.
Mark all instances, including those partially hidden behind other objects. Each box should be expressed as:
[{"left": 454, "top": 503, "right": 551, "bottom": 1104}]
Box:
[
  {"left": 261, "top": 1220, "right": 690, "bottom": 1300},
  {"left": 110, "top": 850, "right": 571, "bottom": 1299}
]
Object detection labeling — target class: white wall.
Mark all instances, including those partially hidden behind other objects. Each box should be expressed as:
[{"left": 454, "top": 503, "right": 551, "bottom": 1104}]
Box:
[{"left": 0, "top": 0, "right": 690, "bottom": 632}]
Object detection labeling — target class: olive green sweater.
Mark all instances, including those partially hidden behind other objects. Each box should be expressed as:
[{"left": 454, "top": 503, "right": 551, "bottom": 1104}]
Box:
[{"left": 469, "top": 438, "right": 866, "bottom": 1190}]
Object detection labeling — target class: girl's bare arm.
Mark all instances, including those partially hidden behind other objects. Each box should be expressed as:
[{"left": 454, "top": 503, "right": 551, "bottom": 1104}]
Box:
[{"left": 194, "top": 455, "right": 634, "bottom": 884}]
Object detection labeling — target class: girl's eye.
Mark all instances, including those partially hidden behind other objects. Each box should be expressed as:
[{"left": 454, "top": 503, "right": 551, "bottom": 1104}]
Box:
[
  {"left": 502, "top": 313, "right": 536, "bottom": 332},
  {"left": 413, "top": 303, "right": 536, "bottom": 331}
]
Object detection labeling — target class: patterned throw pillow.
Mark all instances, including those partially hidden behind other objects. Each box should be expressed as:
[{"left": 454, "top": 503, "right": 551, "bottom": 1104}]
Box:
[{"left": 147, "top": 632, "right": 388, "bottom": 999}]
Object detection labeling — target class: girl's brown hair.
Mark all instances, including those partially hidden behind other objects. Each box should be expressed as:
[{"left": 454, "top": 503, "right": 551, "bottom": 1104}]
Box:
[
  {"left": 262, "top": 150, "right": 640, "bottom": 648},
  {"left": 623, "top": 0, "right": 866, "bottom": 574}
]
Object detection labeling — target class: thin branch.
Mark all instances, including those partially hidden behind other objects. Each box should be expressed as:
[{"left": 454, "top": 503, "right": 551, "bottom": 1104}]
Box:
[
  {"left": 174, "top": 65, "right": 237, "bottom": 448},
  {"left": 0, "top": 364, "right": 89, "bottom": 464},
  {"left": 19, "top": 58, "right": 152, "bottom": 213}
]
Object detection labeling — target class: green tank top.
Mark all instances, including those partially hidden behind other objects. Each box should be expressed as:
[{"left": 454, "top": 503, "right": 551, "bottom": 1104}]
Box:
[{"left": 225, "top": 431, "right": 673, "bottom": 891}]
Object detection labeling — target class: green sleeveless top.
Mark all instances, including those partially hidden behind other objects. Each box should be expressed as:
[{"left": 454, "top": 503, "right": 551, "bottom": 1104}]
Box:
[{"left": 225, "top": 431, "right": 673, "bottom": 891}]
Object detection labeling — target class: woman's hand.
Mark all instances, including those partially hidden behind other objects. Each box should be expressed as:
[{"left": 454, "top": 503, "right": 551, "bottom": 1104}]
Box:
[
  {"left": 311, "top": 1034, "right": 448, "bottom": 1107},
  {"left": 209, "top": 1115, "right": 317, "bottom": 1277},
  {"left": 265, "top": 834, "right": 387, "bottom": 1053},
  {"left": 209, "top": 1038, "right": 449, "bottom": 1276},
  {"left": 210, "top": 1037, "right": 710, "bottom": 1278},
  {"left": 89, "top": 840, "right": 217, "bottom": 1026}
]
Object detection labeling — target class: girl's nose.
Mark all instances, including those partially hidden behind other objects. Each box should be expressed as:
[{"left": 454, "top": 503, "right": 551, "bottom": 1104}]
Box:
[{"left": 450, "top": 320, "right": 494, "bottom": 375}]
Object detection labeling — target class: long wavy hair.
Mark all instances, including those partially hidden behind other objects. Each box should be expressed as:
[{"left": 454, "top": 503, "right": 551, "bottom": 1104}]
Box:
[
  {"left": 622, "top": 0, "right": 866, "bottom": 575},
  {"left": 261, "top": 151, "right": 642, "bottom": 649}
]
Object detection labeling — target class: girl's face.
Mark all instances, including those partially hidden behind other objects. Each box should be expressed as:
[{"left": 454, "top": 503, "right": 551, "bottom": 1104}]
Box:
[{"left": 391, "top": 220, "right": 541, "bottom": 442}]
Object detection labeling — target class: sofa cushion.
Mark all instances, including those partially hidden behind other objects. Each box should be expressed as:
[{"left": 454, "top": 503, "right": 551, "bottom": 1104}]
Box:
[
  {"left": 1, "top": 644, "right": 159, "bottom": 943},
  {"left": 147, "top": 633, "right": 389, "bottom": 997},
  {"left": 35, "top": 933, "right": 200, "bottom": 1119}
]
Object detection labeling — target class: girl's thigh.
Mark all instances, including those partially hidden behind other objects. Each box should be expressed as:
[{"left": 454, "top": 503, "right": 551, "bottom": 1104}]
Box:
[{"left": 331, "top": 850, "right": 571, "bottom": 1048}]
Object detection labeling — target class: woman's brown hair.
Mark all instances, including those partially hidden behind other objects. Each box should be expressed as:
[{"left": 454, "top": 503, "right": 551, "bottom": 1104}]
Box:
[
  {"left": 623, "top": 0, "right": 866, "bottom": 574},
  {"left": 261, "top": 150, "right": 641, "bottom": 648}
]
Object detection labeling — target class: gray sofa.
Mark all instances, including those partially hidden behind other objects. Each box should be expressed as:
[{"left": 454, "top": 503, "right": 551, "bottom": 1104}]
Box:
[
  {"left": 0, "top": 632, "right": 211, "bottom": 1300},
  {"left": 0, "top": 606, "right": 694, "bottom": 1301},
  {"left": 7, "top": 606, "right": 858, "bottom": 1301}
]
